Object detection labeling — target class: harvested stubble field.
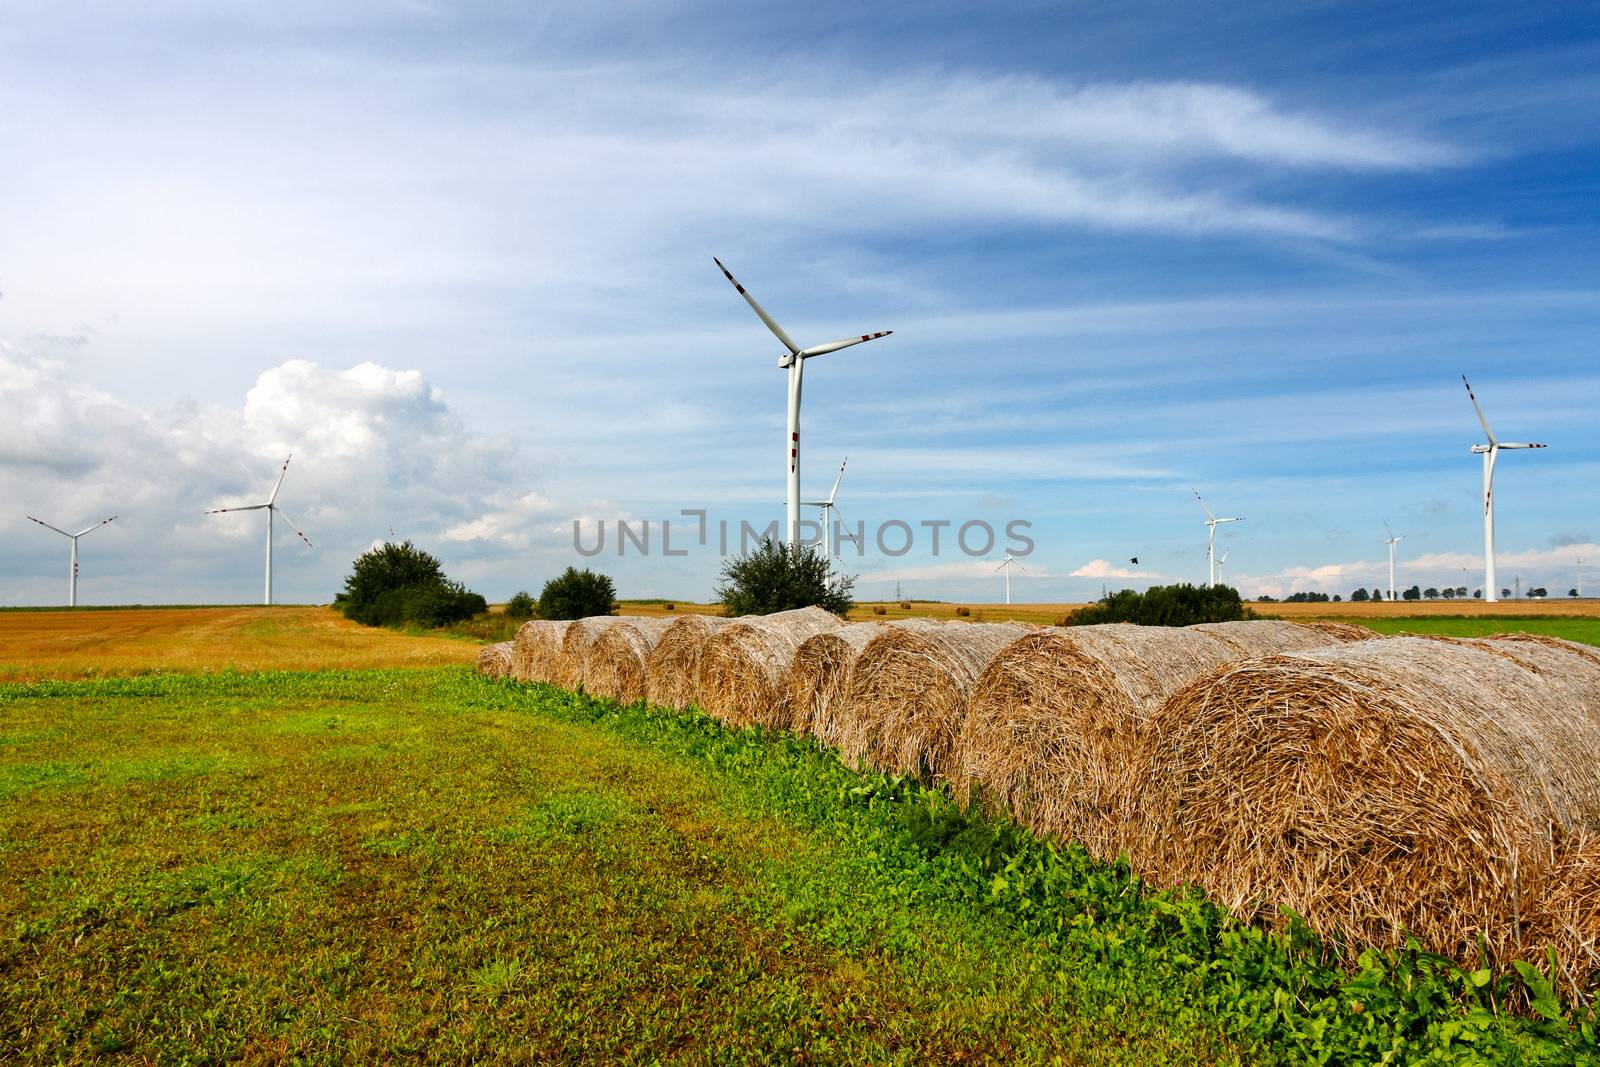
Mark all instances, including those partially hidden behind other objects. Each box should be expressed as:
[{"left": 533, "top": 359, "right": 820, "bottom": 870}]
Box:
[
  {"left": 6, "top": 609, "right": 1600, "bottom": 1063},
  {"left": 0, "top": 605, "right": 473, "bottom": 682}
]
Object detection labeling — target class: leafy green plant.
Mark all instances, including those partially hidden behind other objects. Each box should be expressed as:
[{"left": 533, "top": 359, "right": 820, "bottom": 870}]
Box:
[
  {"left": 504, "top": 591, "right": 536, "bottom": 619},
  {"left": 536, "top": 567, "right": 616, "bottom": 621},
  {"left": 335, "top": 540, "right": 486, "bottom": 629},
  {"left": 714, "top": 538, "right": 854, "bottom": 617},
  {"left": 1069, "top": 583, "right": 1253, "bottom": 626}
]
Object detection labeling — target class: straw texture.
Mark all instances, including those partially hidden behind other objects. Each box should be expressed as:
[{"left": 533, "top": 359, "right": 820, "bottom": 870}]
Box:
[
  {"left": 839, "top": 622, "right": 1033, "bottom": 783},
  {"left": 582, "top": 617, "right": 680, "bottom": 704},
  {"left": 510, "top": 620, "right": 569, "bottom": 683},
  {"left": 645, "top": 614, "right": 739, "bottom": 710},
  {"left": 1192, "top": 619, "right": 1374, "bottom": 657},
  {"left": 696, "top": 606, "right": 844, "bottom": 729},
  {"left": 790, "top": 619, "right": 944, "bottom": 748},
  {"left": 1132, "top": 636, "right": 1600, "bottom": 967},
  {"left": 552, "top": 616, "right": 627, "bottom": 691},
  {"left": 476, "top": 641, "right": 514, "bottom": 680}
]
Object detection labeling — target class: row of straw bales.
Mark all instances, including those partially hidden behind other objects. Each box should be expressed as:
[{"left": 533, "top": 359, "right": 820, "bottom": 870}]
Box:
[{"left": 482, "top": 612, "right": 1600, "bottom": 994}]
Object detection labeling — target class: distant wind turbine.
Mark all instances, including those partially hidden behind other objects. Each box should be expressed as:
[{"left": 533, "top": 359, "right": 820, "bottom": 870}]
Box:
[
  {"left": 714, "top": 258, "right": 892, "bottom": 548},
  {"left": 996, "top": 554, "right": 1027, "bottom": 605},
  {"left": 804, "top": 457, "right": 851, "bottom": 565},
  {"left": 1215, "top": 550, "right": 1230, "bottom": 583},
  {"left": 1194, "top": 490, "right": 1243, "bottom": 588},
  {"left": 1383, "top": 521, "right": 1405, "bottom": 602},
  {"left": 1463, "top": 376, "right": 1545, "bottom": 604},
  {"left": 206, "top": 454, "right": 313, "bottom": 605},
  {"left": 27, "top": 514, "right": 116, "bottom": 606}
]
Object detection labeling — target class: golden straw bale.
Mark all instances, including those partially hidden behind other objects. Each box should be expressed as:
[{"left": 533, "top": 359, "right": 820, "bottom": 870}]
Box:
[
  {"left": 1192, "top": 619, "right": 1374, "bottom": 656},
  {"left": 582, "top": 617, "right": 680, "bottom": 704},
  {"left": 839, "top": 622, "right": 1032, "bottom": 784},
  {"left": 790, "top": 619, "right": 944, "bottom": 748},
  {"left": 1300, "top": 620, "right": 1380, "bottom": 643},
  {"left": 645, "top": 614, "right": 740, "bottom": 710},
  {"left": 510, "top": 620, "right": 569, "bottom": 683},
  {"left": 955, "top": 624, "right": 1256, "bottom": 857},
  {"left": 552, "top": 616, "right": 629, "bottom": 691},
  {"left": 476, "top": 641, "right": 514, "bottom": 680},
  {"left": 1132, "top": 636, "right": 1600, "bottom": 968},
  {"left": 696, "top": 606, "right": 845, "bottom": 729},
  {"left": 1483, "top": 631, "right": 1600, "bottom": 671},
  {"left": 1525, "top": 835, "right": 1600, "bottom": 1003}
]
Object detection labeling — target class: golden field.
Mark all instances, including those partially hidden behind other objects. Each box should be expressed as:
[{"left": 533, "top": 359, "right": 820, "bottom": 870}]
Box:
[{"left": 0, "top": 606, "right": 474, "bottom": 682}]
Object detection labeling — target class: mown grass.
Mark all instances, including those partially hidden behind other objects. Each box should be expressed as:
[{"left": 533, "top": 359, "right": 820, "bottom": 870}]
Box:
[
  {"left": 1349, "top": 616, "right": 1600, "bottom": 646},
  {"left": 3, "top": 669, "right": 1599, "bottom": 1064}
]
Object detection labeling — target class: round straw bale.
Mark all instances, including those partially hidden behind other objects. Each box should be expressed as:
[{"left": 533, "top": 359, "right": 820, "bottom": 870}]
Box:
[
  {"left": 1482, "top": 630, "right": 1600, "bottom": 670},
  {"left": 1524, "top": 835, "right": 1600, "bottom": 1002},
  {"left": 1133, "top": 636, "right": 1600, "bottom": 966},
  {"left": 790, "top": 619, "right": 944, "bottom": 747},
  {"left": 476, "top": 641, "right": 514, "bottom": 680},
  {"left": 645, "top": 614, "right": 740, "bottom": 710},
  {"left": 1192, "top": 619, "right": 1373, "bottom": 656},
  {"left": 582, "top": 616, "right": 680, "bottom": 704},
  {"left": 696, "top": 606, "right": 845, "bottom": 729},
  {"left": 955, "top": 624, "right": 1254, "bottom": 857},
  {"left": 1300, "top": 620, "right": 1379, "bottom": 643},
  {"left": 551, "top": 616, "right": 630, "bottom": 691},
  {"left": 510, "top": 620, "right": 570, "bottom": 683},
  {"left": 839, "top": 622, "right": 1032, "bottom": 784}
]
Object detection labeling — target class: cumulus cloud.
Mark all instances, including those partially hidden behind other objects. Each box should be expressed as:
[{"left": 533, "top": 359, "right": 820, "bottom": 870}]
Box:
[
  {"left": 0, "top": 345, "right": 588, "bottom": 603},
  {"left": 1069, "top": 558, "right": 1148, "bottom": 578}
]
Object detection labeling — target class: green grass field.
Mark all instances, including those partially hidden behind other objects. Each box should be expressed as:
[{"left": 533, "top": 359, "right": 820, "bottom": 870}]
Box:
[
  {"left": 1350, "top": 616, "right": 1600, "bottom": 645},
  {"left": 4, "top": 667, "right": 1598, "bottom": 1064}
]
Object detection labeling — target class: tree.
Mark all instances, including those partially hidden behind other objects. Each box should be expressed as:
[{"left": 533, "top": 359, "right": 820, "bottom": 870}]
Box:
[
  {"left": 1529, "top": 587, "right": 1548, "bottom": 599},
  {"left": 1442, "top": 587, "right": 1455, "bottom": 599},
  {"left": 1402, "top": 585, "right": 1422, "bottom": 601},
  {"left": 1068, "top": 583, "right": 1252, "bottom": 626},
  {"left": 538, "top": 567, "right": 617, "bottom": 621},
  {"left": 1571, "top": 589, "right": 1580, "bottom": 598},
  {"left": 1350, "top": 588, "right": 1370, "bottom": 602},
  {"left": 1474, "top": 589, "right": 1482, "bottom": 599},
  {"left": 337, "top": 540, "right": 486, "bottom": 628},
  {"left": 505, "top": 590, "right": 536, "bottom": 619},
  {"left": 1501, "top": 588, "right": 1512, "bottom": 599},
  {"left": 1423, "top": 587, "right": 1440, "bottom": 599},
  {"left": 1371, "top": 588, "right": 1385, "bottom": 602},
  {"left": 715, "top": 539, "right": 854, "bottom": 617}
]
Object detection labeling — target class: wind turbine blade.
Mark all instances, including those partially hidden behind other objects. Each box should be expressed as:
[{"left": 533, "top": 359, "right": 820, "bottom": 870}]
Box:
[
  {"left": 274, "top": 509, "right": 314, "bottom": 548},
  {"left": 206, "top": 503, "right": 270, "bottom": 514},
  {"left": 27, "top": 516, "right": 71, "bottom": 537},
  {"left": 713, "top": 258, "right": 799, "bottom": 356},
  {"left": 268, "top": 454, "right": 292, "bottom": 505},
  {"left": 1193, "top": 489, "right": 1214, "bottom": 520},
  {"left": 1462, "top": 376, "right": 1496, "bottom": 444},
  {"left": 1383, "top": 519, "right": 1394, "bottom": 540},
  {"left": 1498, "top": 442, "right": 1548, "bottom": 449},
  {"left": 798, "top": 332, "right": 892, "bottom": 359},
  {"left": 1015, "top": 560, "right": 1029, "bottom": 574},
  {"left": 74, "top": 516, "right": 118, "bottom": 538},
  {"left": 994, "top": 560, "right": 1008, "bottom": 573},
  {"left": 827, "top": 457, "right": 847, "bottom": 504}
]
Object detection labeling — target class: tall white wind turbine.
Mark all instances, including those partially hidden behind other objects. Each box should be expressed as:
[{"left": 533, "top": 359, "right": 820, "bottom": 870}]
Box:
[
  {"left": 1194, "top": 490, "right": 1243, "bottom": 588},
  {"left": 1463, "top": 376, "right": 1545, "bottom": 604},
  {"left": 1383, "top": 521, "right": 1405, "bottom": 602},
  {"left": 206, "top": 454, "right": 313, "bottom": 605},
  {"left": 996, "top": 554, "right": 1027, "bottom": 605},
  {"left": 714, "top": 259, "right": 892, "bottom": 548},
  {"left": 27, "top": 515, "right": 116, "bottom": 606},
  {"left": 804, "top": 457, "right": 850, "bottom": 563}
]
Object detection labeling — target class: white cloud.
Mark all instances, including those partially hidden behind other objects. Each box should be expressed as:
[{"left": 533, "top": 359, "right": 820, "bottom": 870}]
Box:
[{"left": 1070, "top": 558, "right": 1152, "bottom": 579}]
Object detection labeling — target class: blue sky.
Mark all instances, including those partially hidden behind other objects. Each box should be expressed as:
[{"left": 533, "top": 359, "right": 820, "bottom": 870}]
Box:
[{"left": 1, "top": 1, "right": 1596, "bottom": 605}]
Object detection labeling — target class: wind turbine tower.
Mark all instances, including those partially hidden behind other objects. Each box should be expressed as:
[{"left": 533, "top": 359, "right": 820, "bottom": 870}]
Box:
[
  {"left": 205, "top": 455, "right": 314, "bottom": 605},
  {"left": 996, "top": 554, "right": 1027, "bottom": 605},
  {"left": 714, "top": 259, "right": 892, "bottom": 548},
  {"left": 27, "top": 515, "right": 116, "bottom": 606},
  {"left": 1383, "top": 521, "right": 1405, "bottom": 602},
  {"left": 1462, "top": 376, "right": 1545, "bottom": 603},
  {"left": 1194, "top": 490, "right": 1243, "bottom": 588},
  {"left": 804, "top": 457, "right": 850, "bottom": 564}
]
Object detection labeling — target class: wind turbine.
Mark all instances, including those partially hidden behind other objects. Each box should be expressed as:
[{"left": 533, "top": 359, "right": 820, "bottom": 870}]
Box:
[
  {"left": 996, "top": 554, "right": 1027, "bottom": 605},
  {"left": 1383, "top": 521, "right": 1405, "bottom": 602},
  {"left": 804, "top": 457, "right": 850, "bottom": 563},
  {"left": 1215, "top": 550, "right": 1230, "bottom": 584},
  {"left": 1463, "top": 376, "right": 1545, "bottom": 604},
  {"left": 206, "top": 454, "right": 313, "bottom": 605},
  {"left": 27, "top": 515, "right": 116, "bottom": 606},
  {"left": 714, "top": 258, "right": 892, "bottom": 548},
  {"left": 1194, "top": 490, "right": 1243, "bottom": 588}
]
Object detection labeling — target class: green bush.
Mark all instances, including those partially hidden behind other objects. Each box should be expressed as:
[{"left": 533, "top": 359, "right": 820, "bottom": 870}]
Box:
[
  {"left": 337, "top": 541, "right": 486, "bottom": 628},
  {"left": 505, "top": 590, "right": 537, "bottom": 619},
  {"left": 1068, "top": 583, "right": 1252, "bottom": 626},
  {"left": 715, "top": 538, "right": 853, "bottom": 617},
  {"left": 538, "top": 567, "right": 617, "bottom": 621}
]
